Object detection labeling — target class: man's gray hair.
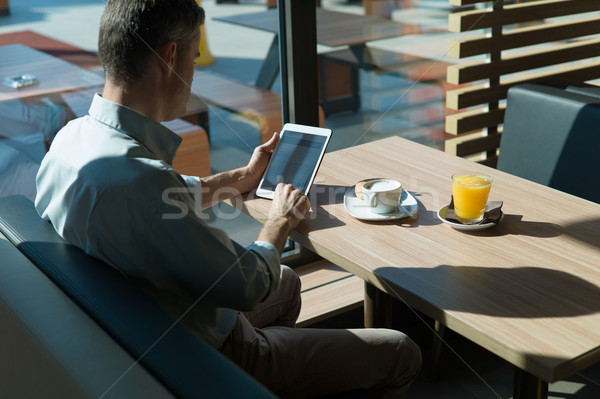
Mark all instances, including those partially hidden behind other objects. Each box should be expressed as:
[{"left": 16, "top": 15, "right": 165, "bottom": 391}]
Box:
[{"left": 99, "top": 0, "right": 205, "bottom": 88}]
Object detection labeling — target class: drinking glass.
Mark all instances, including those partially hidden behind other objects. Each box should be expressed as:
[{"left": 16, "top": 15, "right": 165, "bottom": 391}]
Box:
[{"left": 451, "top": 173, "right": 492, "bottom": 223}]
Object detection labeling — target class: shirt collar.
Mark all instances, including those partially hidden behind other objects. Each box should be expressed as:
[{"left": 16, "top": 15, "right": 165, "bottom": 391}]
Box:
[{"left": 88, "top": 94, "right": 182, "bottom": 165}]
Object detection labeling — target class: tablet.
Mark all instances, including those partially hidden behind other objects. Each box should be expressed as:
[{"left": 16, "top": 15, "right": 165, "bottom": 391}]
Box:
[{"left": 256, "top": 123, "right": 332, "bottom": 199}]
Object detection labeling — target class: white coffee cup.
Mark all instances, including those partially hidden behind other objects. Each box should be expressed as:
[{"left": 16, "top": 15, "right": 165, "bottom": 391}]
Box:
[{"left": 361, "top": 179, "right": 402, "bottom": 214}]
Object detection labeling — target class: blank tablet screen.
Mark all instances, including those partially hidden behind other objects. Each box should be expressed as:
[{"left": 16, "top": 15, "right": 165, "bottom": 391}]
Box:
[{"left": 260, "top": 130, "right": 328, "bottom": 193}]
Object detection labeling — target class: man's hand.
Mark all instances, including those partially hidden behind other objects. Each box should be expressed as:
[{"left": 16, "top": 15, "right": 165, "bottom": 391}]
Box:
[
  {"left": 269, "top": 183, "right": 311, "bottom": 229},
  {"left": 199, "top": 132, "right": 279, "bottom": 208},
  {"left": 258, "top": 183, "right": 311, "bottom": 254},
  {"left": 246, "top": 132, "right": 278, "bottom": 187}
]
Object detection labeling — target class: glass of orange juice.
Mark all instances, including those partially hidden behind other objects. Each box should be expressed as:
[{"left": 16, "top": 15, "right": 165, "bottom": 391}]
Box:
[{"left": 451, "top": 173, "right": 493, "bottom": 223}]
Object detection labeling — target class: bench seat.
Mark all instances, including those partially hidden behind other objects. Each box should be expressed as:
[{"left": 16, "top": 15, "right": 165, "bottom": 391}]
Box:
[
  {"left": 0, "top": 0, "right": 9, "bottom": 16},
  {"left": 294, "top": 260, "right": 364, "bottom": 328},
  {"left": 162, "top": 119, "right": 211, "bottom": 177},
  {"left": 319, "top": 47, "right": 450, "bottom": 115},
  {"left": 190, "top": 70, "right": 325, "bottom": 143},
  {"left": 0, "top": 195, "right": 274, "bottom": 398},
  {"left": 190, "top": 71, "right": 283, "bottom": 144},
  {"left": 322, "top": 47, "right": 450, "bottom": 82},
  {"left": 0, "top": 231, "right": 173, "bottom": 398}
]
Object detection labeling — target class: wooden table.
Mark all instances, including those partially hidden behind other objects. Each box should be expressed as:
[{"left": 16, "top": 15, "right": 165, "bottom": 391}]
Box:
[
  {"left": 214, "top": 8, "right": 432, "bottom": 89},
  {"left": 0, "top": 32, "right": 211, "bottom": 178},
  {"left": 0, "top": 30, "right": 102, "bottom": 72},
  {"left": 228, "top": 136, "right": 600, "bottom": 399},
  {"left": 0, "top": 31, "right": 210, "bottom": 129},
  {"left": 0, "top": 44, "right": 104, "bottom": 102}
]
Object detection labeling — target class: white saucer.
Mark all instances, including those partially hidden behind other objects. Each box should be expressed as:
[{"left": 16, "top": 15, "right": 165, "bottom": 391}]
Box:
[
  {"left": 437, "top": 205, "right": 502, "bottom": 231},
  {"left": 344, "top": 187, "right": 418, "bottom": 221}
]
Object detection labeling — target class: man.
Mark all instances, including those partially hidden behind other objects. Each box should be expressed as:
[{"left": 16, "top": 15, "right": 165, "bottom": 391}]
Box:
[{"left": 35, "top": 1, "right": 421, "bottom": 397}]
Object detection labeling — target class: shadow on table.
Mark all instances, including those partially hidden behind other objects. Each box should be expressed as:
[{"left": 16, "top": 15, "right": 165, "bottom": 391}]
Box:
[
  {"left": 439, "top": 213, "right": 563, "bottom": 239},
  {"left": 302, "top": 184, "right": 348, "bottom": 231},
  {"left": 562, "top": 217, "right": 600, "bottom": 250},
  {"left": 387, "top": 193, "right": 436, "bottom": 228},
  {"left": 448, "top": 214, "right": 600, "bottom": 250},
  {"left": 309, "top": 183, "right": 347, "bottom": 206},
  {"left": 373, "top": 264, "right": 600, "bottom": 318}
]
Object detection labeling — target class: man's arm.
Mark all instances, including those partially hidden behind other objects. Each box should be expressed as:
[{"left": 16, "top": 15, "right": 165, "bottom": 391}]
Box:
[
  {"left": 200, "top": 133, "right": 278, "bottom": 208},
  {"left": 199, "top": 132, "right": 310, "bottom": 256},
  {"left": 143, "top": 181, "right": 308, "bottom": 310},
  {"left": 257, "top": 183, "right": 310, "bottom": 255}
]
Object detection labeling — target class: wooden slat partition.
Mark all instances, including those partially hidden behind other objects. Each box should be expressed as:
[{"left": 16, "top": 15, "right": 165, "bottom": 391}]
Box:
[
  {"left": 448, "top": 39, "right": 600, "bottom": 85},
  {"left": 449, "top": 0, "right": 600, "bottom": 32},
  {"left": 444, "top": 0, "right": 600, "bottom": 166},
  {"left": 445, "top": 105, "right": 505, "bottom": 135},
  {"left": 447, "top": 61, "right": 600, "bottom": 109},
  {"left": 448, "top": 15, "right": 600, "bottom": 58},
  {"left": 446, "top": 130, "right": 503, "bottom": 157}
]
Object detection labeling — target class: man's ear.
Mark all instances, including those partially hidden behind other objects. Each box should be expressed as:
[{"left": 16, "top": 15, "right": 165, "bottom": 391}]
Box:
[{"left": 157, "top": 41, "right": 178, "bottom": 75}]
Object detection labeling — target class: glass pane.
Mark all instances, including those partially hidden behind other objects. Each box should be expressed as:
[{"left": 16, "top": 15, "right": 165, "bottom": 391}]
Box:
[{"left": 0, "top": 0, "right": 458, "bottom": 243}]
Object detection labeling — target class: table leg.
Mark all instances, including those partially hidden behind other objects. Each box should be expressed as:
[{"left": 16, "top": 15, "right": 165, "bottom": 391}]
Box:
[
  {"left": 350, "top": 59, "right": 360, "bottom": 112},
  {"left": 349, "top": 44, "right": 377, "bottom": 69},
  {"left": 348, "top": 44, "right": 377, "bottom": 111},
  {"left": 427, "top": 320, "right": 446, "bottom": 381},
  {"left": 364, "top": 282, "right": 393, "bottom": 328},
  {"left": 513, "top": 368, "right": 549, "bottom": 399},
  {"left": 255, "top": 35, "right": 280, "bottom": 90}
]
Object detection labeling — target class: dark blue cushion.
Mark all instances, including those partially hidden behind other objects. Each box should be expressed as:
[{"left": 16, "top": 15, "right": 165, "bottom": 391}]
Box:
[
  {"left": 499, "top": 82, "right": 600, "bottom": 203},
  {"left": 0, "top": 195, "right": 274, "bottom": 399}
]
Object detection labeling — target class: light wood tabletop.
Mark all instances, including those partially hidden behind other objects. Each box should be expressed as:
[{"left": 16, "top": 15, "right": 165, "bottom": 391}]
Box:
[
  {"left": 227, "top": 136, "right": 600, "bottom": 396},
  {"left": 0, "top": 44, "right": 104, "bottom": 102}
]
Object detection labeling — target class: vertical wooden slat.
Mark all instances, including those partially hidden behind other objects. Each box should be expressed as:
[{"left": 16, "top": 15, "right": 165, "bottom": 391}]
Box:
[{"left": 485, "top": 0, "right": 503, "bottom": 160}]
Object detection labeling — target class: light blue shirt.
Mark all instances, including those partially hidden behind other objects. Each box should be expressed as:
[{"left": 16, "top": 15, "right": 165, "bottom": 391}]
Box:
[{"left": 35, "top": 94, "right": 281, "bottom": 348}]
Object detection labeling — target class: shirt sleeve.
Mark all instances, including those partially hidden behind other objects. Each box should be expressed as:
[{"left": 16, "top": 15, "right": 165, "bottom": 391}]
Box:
[
  {"left": 180, "top": 174, "right": 201, "bottom": 188},
  {"left": 246, "top": 241, "right": 280, "bottom": 276},
  {"left": 139, "top": 190, "right": 282, "bottom": 312}
]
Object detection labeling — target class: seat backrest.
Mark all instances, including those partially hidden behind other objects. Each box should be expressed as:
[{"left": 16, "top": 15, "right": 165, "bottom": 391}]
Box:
[
  {"left": 0, "top": 195, "right": 274, "bottom": 399},
  {"left": 498, "top": 82, "right": 600, "bottom": 203},
  {"left": 0, "top": 228, "right": 173, "bottom": 398}
]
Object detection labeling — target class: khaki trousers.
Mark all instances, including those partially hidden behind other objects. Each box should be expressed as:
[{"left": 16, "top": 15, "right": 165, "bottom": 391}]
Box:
[{"left": 220, "top": 266, "right": 421, "bottom": 398}]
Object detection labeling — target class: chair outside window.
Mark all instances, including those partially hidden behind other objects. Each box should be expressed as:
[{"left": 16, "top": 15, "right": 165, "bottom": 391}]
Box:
[{"left": 498, "top": 82, "right": 600, "bottom": 204}]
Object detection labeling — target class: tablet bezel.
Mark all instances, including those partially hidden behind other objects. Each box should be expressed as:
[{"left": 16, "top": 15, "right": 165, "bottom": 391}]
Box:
[{"left": 255, "top": 123, "right": 332, "bottom": 199}]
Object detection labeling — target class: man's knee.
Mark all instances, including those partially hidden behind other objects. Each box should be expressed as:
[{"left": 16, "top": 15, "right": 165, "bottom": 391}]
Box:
[
  {"left": 388, "top": 330, "right": 422, "bottom": 393},
  {"left": 402, "top": 334, "right": 422, "bottom": 378},
  {"left": 281, "top": 265, "right": 301, "bottom": 293},
  {"left": 348, "top": 328, "right": 422, "bottom": 396}
]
